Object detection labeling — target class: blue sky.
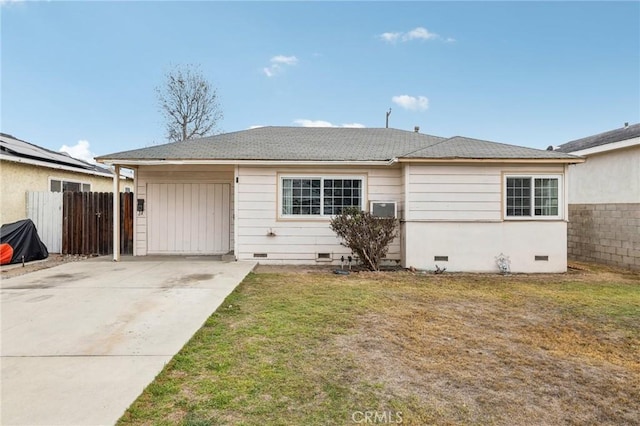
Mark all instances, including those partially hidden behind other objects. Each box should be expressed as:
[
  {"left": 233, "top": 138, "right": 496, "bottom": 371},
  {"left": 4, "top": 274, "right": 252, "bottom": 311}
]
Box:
[{"left": 2, "top": 1, "right": 639, "bottom": 162}]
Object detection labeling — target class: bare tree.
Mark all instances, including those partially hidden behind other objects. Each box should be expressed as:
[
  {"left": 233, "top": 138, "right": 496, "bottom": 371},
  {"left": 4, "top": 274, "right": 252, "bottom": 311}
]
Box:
[{"left": 156, "top": 64, "right": 223, "bottom": 142}]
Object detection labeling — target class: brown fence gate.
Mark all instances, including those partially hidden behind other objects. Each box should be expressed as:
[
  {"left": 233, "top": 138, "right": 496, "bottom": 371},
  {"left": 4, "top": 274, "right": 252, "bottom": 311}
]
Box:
[{"left": 62, "top": 192, "right": 133, "bottom": 255}]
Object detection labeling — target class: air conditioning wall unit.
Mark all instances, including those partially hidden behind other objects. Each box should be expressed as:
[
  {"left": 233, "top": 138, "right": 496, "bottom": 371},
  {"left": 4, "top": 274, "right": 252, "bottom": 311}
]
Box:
[{"left": 370, "top": 201, "right": 397, "bottom": 218}]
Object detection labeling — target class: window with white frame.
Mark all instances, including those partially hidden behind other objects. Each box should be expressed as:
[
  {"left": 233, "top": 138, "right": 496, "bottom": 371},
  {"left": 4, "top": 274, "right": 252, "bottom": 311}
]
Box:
[
  {"left": 505, "top": 175, "right": 561, "bottom": 218},
  {"left": 49, "top": 178, "right": 91, "bottom": 193},
  {"left": 281, "top": 176, "right": 364, "bottom": 216}
]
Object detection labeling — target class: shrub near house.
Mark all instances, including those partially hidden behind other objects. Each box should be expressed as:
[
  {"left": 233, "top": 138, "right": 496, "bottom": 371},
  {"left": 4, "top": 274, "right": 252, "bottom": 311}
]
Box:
[{"left": 330, "top": 207, "right": 398, "bottom": 271}]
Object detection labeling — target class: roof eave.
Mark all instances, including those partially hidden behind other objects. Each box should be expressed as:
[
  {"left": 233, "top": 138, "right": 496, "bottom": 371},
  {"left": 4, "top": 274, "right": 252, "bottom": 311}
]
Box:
[
  {"left": 561, "top": 136, "right": 640, "bottom": 156},
  {"left": 97, "top": 157, "right": 584, "bottom": 166},
  {"left": 397, "top": 157, "right": 585, "bottom": 164},
  {"left": 1, "top": 153, "right": 115, "bottom": 177},
  {"left": 96, "top": 158, "right": 397, "bottom": 167}
]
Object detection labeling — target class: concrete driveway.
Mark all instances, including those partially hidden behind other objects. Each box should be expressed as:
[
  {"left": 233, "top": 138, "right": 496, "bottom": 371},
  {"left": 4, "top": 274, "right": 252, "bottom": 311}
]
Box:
[{"left": 1, "top": 256, "right": 256, "bottom": 426}]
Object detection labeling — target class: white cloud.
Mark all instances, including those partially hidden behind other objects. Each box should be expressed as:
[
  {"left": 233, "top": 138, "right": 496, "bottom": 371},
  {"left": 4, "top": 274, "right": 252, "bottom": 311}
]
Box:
[
  {"left": 262, "top": 67, "right": 275, "bottom": 78},
  {"left": 263, "top": 55, "right": 298, "bottom": 77},
  {"left": 379, "top": 32, "right": 401, "bottom": 43},
  {"left": 119, "top": 168, "right": 134, "bottom": 178},
  {"left": 271, "top": 55, "right": 298, "bottom": 66},
  {"left": 403, "top": 27, "right": 439, "bottom": 41},
  {"left": 379, "top": 27, "right": 453, "bottom": 44},
  {"left": 0, "top": 0, "right": 25, "bottom": 6},
  {"left": 293, "top": 119, "right": 334, "bottom": 127},
  {"left": 392, "top": 95, "right": 429, "bottom": 111},
  {"left": 59, "top": 140, "right": 96, "bottom": 164},
  {"left": 293, "top": 119, "right": 365, "bottom": 128}
]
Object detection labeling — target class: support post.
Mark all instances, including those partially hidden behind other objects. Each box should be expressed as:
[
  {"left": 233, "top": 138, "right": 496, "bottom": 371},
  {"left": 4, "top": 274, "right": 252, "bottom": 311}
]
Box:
[
  {"left": 132, "top": 166, "right": 137, "bottom": 256},
  {"left": 113, "top": 164, "right": 120, "bottom": 261},
  {"left": 233, "top": 165, "right": 239, "bottom": 260}
]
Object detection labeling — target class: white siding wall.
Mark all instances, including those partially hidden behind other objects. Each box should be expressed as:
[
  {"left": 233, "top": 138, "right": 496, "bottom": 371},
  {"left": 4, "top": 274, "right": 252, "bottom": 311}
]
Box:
[
  {"left": 135, "top": 165, "right": 234, "bottom": 256},
  {"left": 132, "top": 161, "right": 570, "bottom": 272},
  {"left": 406, "top": 164, "right": 566, "bottom": 221},
  {"left": 236, "top": 165, "right": 403, "bottom": 264},
  {"left": 407, "top": 165, "right": 502, "bottom": 221},
  {"left": 404, "top": 163, "right": 568, "bottom": 272},
  {"left": 567, "top": 145, "right": 640, "bottom": 204}
]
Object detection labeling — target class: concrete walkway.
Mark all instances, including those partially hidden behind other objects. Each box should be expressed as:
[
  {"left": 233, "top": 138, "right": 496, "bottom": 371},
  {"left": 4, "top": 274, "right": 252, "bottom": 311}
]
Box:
[{"left": 1, "top": 256, "right": 256, "bottom": 425}]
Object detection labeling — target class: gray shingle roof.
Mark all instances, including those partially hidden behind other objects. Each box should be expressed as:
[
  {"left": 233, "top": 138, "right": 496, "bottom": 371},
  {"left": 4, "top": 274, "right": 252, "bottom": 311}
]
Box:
[
  {"left": 556, "top": 123, "right": 640, "bottom": 153},
  {"left": 404, "top": 136, "right": 577, "bottom": 159},
  {"left": 98, "top": 127, "right": 446, "bottom": 161},
  {"left": 97, "top": 126, "right": 579, "bottom": 162}
]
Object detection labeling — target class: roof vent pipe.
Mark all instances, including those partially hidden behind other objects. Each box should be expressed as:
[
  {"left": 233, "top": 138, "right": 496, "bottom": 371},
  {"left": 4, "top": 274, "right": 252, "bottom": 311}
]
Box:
[
  {"left": 624, "top": 122, "right": 629, "bottom": 128},
  {"left": 414, "top": 126, "right": 420, "bottom": 133}
]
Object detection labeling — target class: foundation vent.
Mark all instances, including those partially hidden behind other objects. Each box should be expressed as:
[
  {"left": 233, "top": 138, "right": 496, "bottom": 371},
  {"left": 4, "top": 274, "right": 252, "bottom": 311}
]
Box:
[
  {"left": 535, "top": 255, "right": 549, "bottom": 261},
  {"left": 434, "top": 256, "right": 449, "bottom": 262},
  {"left": 253, "top": 253, "right": 268, "bottom": 258}
]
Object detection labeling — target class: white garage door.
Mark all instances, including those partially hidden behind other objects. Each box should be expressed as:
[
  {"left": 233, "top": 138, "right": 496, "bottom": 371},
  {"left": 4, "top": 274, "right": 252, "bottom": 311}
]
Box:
[{"left": 147, "top": 183, "right": 230, "bottom": 254}]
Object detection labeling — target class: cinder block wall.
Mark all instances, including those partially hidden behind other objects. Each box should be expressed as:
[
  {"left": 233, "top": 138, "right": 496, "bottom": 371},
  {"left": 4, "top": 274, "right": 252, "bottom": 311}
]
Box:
[{"left": 568, "top": 203, "right": 640, "bottom": 270}]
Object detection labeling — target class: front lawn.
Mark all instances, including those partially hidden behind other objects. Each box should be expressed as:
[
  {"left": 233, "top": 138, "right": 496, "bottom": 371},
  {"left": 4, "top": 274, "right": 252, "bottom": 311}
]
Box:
[{"left": 119, "top": 265, "right": 639, "bottom": 425}]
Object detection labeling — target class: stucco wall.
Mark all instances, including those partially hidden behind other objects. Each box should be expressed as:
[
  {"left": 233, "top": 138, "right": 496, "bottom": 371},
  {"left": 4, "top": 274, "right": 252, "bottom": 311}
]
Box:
[
  {"left": 567, "top": 145, "right": 640, "bottom": 204},
  {"left": 0, "top": 160, "right": 116, "bottom": 225},
  {"left": 404, "top": 221, "right": 567, "bottom": 273}
]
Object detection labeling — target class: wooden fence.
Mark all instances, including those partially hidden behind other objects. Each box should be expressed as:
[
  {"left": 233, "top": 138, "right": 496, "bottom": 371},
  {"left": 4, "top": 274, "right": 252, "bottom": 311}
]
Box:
[
  {"left": 26, "top": 191, "right": 63, "bottom": 253},
  {"left": 62, "top": 192, "right": 133, "bottom": 255}
]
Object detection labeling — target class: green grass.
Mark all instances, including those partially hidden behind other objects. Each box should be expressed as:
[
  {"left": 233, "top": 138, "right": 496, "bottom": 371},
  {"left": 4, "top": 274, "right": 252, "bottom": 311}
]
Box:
[{"left": 118, "top": 268, "right": 640, "bottom": 426}]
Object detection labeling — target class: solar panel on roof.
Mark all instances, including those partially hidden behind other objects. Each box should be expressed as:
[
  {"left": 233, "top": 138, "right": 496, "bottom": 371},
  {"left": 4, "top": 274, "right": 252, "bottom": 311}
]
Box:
[{"left": 0, "top": 136, "right": 93, "bottom": 169}]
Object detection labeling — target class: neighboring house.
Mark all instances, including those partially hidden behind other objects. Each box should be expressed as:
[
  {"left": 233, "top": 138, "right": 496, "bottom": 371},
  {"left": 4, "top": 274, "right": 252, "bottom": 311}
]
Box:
[
  {"left": 96, "top": 127, "right": 581, "bottom": 273},
  {"left": 0, "top": 132, "right": 133, "bottom": 225},
  {"left": 556, "top": 123, "right": 640, "bottom": 271}
]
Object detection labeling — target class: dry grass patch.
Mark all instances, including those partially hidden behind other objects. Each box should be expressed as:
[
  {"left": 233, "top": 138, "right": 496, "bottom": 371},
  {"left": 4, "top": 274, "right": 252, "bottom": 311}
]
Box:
[
  {"left": 340, "top": 273, "right": 638, "bottom": 424},
  {"left": 119, "top": 266, "right": 639, "bottom": 426}
]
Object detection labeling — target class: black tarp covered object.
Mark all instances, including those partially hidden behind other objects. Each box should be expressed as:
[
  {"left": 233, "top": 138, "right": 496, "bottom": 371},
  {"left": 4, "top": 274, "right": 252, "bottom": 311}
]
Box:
[{"left": 0, "top": 219, "right": 49, "bottom": 265}]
